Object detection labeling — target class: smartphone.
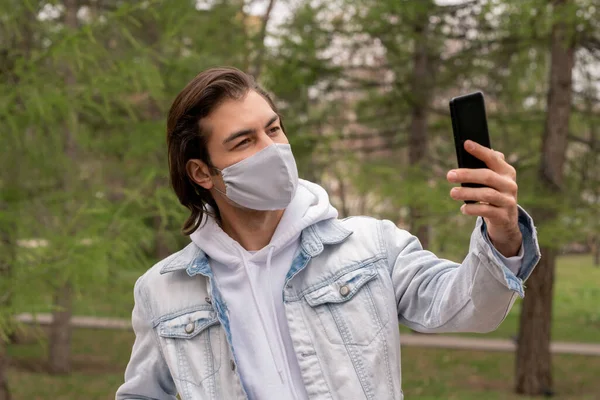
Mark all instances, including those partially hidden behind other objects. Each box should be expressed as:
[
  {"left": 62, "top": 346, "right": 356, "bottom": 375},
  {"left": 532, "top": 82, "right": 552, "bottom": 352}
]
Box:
[{"left": 449, "top": 91, "right": 492, "bottom": 203}]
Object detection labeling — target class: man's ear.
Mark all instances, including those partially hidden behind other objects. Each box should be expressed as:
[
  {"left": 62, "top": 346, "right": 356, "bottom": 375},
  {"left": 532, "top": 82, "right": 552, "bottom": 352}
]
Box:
[{"left": 186, "top": 159, "right": 213, "bottom": 190}]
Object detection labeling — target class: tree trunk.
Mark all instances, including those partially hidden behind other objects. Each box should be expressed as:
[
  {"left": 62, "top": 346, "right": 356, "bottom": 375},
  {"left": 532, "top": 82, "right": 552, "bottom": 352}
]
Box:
[
  {"left": 154, "top": 215, "right": 172, "bottom": 260},
  {"left": 515, "top": 0, "right": 575, "bottom": 395},
  {"left": 0, "top": 5, "right": 36, "bottom": 396},
  {"left": 408, "top": 6, "right": 431, "bottom": 250},
  {"left": 0, "top": 337, "right": 9, "bottom": 400},
  {"left": 0, "top": 200, "right": 14, "bottom": 399},
  {"left": 588, "top": 89, "right": 599, "bottom": 267},
  {"left": 0, "top": 229, "right": 13, "bottom": 400},
  {"left": 0, "top": 112, "right": 19, "bottom": 400},
  {"left": 334, "top": 165, "right": 350, "bottom": 218},
  {"left": 48, "top": 0, "right": 79, "bottom": 375},
  {"left": 248, "top": 0, "right": 276, "bottom": 79},
  {"left": 516, "top": 248, "right": 556, "bottom": 395},
  {"left": 594, "top": 236, "right": 599, "bottom": 267},
  {"left": 49, "top": 284, "right": 73, "bottom": 374}
]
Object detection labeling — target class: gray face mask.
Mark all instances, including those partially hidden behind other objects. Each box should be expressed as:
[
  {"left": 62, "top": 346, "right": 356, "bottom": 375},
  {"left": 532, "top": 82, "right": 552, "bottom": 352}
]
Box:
[{"left": 213, "top": 143, "right": 299, "bottom": 211}]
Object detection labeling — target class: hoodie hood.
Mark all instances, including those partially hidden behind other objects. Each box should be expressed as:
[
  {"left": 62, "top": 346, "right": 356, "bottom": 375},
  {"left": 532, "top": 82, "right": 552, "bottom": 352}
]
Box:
[{"left": 189, "top": 179, "right": 338, "bottom": 267}]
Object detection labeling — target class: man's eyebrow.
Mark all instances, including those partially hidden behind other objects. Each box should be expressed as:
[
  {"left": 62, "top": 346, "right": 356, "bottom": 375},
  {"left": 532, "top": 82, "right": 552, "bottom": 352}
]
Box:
[
  {"left": 223, "top": 129, "right": 255, "bottom": 145},
  {"left": 265, "top": 114, "right": 279, "bottom": 128},
  {"left": 222, "top": 115, "right": 280, "bottom": 145}
]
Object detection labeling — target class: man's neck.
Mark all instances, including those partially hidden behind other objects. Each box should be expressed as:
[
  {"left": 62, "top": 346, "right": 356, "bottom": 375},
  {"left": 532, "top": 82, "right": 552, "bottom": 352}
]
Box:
[{"left": 218, "top": 206, "right": 285, "bottom": 251}]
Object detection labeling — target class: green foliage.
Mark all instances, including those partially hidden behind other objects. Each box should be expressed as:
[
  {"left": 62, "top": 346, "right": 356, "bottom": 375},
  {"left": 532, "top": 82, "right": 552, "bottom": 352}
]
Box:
[
  {"left": 262, "top": 1, "right": 342, "bottom": 181},
  {"left": 325, "top": 0, "right": 599, "bottom": 253},
  {"left": 0, "top": 0, "right": 259, "bottom": 337},
  {"left": 0, "top": 0, "right": 598, "bottom": 347}
]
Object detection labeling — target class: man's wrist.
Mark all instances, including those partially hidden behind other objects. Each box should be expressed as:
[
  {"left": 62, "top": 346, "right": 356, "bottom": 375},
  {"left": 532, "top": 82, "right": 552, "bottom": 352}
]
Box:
[{"left": 487, "top": 226, "right": 523, "bottom": 257}]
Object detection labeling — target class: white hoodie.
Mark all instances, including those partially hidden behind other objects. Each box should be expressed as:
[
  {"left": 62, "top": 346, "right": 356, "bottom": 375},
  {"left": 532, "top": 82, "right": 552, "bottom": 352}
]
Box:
[{"left": 190, "top": 179, "right": 338, "bottom": 400}]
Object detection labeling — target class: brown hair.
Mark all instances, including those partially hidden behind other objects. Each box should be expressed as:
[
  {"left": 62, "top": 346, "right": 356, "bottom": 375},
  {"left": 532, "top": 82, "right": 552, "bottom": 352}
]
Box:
[{"left": 167, "top": 66, "right": 280, "bottom": 235}]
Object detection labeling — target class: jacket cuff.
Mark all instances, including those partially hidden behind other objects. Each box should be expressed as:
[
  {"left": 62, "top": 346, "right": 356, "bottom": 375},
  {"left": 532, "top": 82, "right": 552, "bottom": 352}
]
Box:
[
  {"left": 471, "top": 205, "right": 541, "bottom": 298},
  {"left": 482, "top": 226, "right": 524, "bottom": 274}
]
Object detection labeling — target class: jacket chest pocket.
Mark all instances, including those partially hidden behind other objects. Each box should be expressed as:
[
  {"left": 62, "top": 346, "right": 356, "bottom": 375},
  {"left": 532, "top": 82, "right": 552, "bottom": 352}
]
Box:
[
  {"left": 156, "top": 308, "right": 221, "bottom": 388},
  {"left": 304, "top": 266, "right": 389, "bottom": 346}
]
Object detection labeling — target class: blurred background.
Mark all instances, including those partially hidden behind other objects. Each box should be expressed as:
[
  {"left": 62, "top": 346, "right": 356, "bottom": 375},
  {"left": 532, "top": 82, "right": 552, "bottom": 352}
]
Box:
[{"left": 0, "top": 0, "right": 599, "bottom": 399}]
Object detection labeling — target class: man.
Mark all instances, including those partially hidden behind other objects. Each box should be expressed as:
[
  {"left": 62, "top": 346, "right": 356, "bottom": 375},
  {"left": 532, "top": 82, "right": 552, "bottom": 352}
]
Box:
[{"left": 116, "top": 67, "right": 540, "bottom": 400}]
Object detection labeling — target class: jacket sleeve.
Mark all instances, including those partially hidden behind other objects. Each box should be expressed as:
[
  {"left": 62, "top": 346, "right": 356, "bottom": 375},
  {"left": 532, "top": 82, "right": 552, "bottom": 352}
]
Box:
[
  {"left": 116, "top": 277, "right": 178, "bottom": 400},
  {"left": 385, "top": 206, "right": 541, "bottom": 334}
]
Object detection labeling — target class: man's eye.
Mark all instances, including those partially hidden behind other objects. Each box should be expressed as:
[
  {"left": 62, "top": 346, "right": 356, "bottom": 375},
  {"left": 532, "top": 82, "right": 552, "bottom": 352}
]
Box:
[
  {"left": 235, "top": 139, "right": 251, "bottom": 148},
  {"left": 269, "top": 126, "right": 281, "bottom": 134}
]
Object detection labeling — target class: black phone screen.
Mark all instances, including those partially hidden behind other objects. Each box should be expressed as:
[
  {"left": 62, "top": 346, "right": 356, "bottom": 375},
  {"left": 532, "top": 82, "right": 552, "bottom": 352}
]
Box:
[{"left": 450, "top": 92, "right": 491, "bottom": 171}]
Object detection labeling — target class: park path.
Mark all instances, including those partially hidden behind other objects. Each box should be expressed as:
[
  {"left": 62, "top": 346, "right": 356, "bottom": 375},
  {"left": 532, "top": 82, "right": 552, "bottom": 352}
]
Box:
[
  {"left": 400, "top": 333, "right": 600, "bottom": 356},
  {"left": 14, "top": 313, "right": 600, "bottom": 357}
]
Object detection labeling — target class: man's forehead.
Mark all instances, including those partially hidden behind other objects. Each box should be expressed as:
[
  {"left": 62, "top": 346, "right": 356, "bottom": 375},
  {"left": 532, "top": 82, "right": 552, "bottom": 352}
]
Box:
[
  {"left": 214, "top": 91, "right": 272, "bottom": 116},
  {"left": 202, "top": 91, "right": 277, "bottom": 138}
]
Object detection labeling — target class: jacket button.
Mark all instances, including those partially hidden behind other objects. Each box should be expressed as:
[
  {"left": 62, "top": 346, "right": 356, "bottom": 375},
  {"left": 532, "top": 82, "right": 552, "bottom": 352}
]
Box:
[
  {"left": 339, "top": 285, "right": 350, "bottom": 297},
  {"left": 230, "top": 359, "right": 236, "bottom": 371},
  {"left": 185, "top": 322, "right": 195, "bottom": 334}
]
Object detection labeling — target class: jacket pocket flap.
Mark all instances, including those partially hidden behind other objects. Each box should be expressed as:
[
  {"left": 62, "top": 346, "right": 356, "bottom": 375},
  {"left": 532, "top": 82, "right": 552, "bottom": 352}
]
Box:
[
  {"left": 158, "top": 309, "right": 219, "bottom": 339},
  {"left": 304, "top": 267, "right": 377, "bottom": 307}
]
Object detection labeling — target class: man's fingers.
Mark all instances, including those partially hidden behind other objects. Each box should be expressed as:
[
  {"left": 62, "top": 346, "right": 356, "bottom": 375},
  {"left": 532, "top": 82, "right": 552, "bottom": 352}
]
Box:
[
  {"left": 460, "top": 202, "right": 511, "bottom": 225},
  {"left": 463, "top": 140, "right": 511, "bottom": 174},
  {"left": 447, "top": 168, "right": 518, "bottom": 195},
  {"left": 493, "top": 150, "right": 516, "bottom": 179},
  {"left": 450, "top": 186, "right": 516, "bottom": 208}
]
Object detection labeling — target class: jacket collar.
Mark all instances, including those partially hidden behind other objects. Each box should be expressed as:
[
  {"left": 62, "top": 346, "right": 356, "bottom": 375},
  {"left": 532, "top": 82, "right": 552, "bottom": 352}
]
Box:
[
  {"left": 300, "top": 218, "right": 353, "bottom": 257},
  {"left": 159, "top": 218, "right": 353, "bottom": 276}
]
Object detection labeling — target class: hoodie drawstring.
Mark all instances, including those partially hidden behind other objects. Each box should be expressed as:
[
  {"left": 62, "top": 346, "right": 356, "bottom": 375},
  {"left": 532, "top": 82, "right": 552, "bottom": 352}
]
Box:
[
  {"left": 237, "top": 246, "right": 286, "bottom": 384},
  {"left": 266, "top": 246, "right": 300, "bottom": 400}
]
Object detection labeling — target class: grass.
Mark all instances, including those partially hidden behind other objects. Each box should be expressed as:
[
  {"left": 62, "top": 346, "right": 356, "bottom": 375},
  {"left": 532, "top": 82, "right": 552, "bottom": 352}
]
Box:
[
  {"left": 6, "top": 328, "right": 600, "bottom": 399},
  {"left": 70, "top": 270, "right": 142, "bottom": 319},
  {"left": 485, "top": 254, "right": 600, "bottom": 343},
  {"left": 12, "top": 269, "right": 141, "bottom": 320},
  {"left": 7, "top": 328, "right": 130, "bottom": 400},
  {"left": 399, "top": 346, "right": 600, "bottom": 400}
]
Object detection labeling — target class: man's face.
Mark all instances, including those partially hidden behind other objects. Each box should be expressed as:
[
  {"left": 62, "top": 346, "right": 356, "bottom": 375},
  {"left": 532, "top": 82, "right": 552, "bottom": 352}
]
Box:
[
  {"left": 187, "top": 90, "right": 289, "bottom": 192},
  {"left": 204, "top": 90, "right": 289, "bottom": 170}
]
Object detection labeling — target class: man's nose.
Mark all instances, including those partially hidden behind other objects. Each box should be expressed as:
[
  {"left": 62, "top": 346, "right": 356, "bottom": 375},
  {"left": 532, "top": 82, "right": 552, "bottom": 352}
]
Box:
[{"left": 255, "top": 131, "right": 275, "bottom": 151}]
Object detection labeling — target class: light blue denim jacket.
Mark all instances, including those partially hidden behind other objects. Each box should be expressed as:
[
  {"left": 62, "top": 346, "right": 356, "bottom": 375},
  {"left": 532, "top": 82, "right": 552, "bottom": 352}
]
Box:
[{"left": 116, "top": 207, "right": 540, "bottom": 400}]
